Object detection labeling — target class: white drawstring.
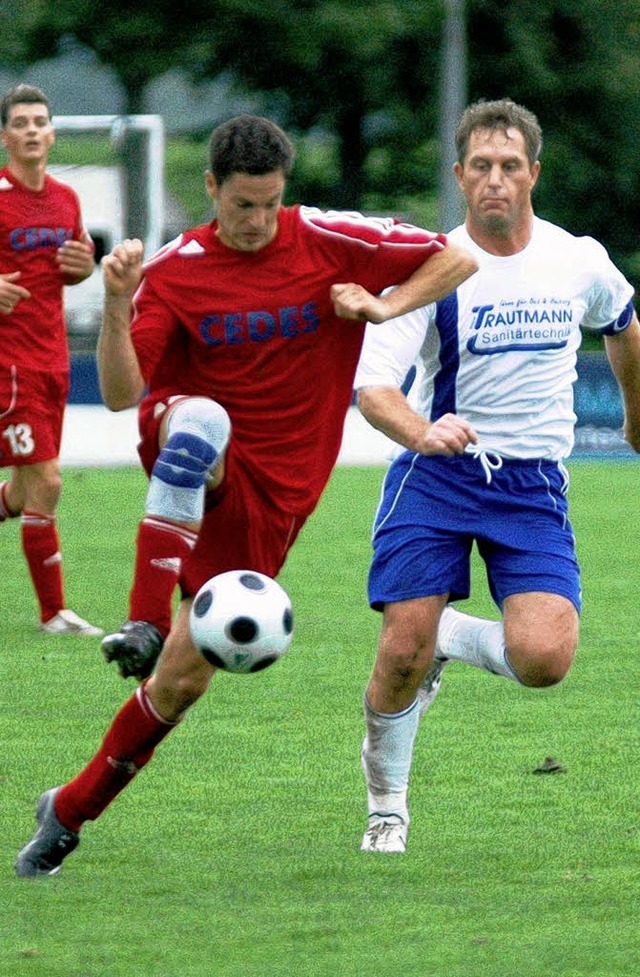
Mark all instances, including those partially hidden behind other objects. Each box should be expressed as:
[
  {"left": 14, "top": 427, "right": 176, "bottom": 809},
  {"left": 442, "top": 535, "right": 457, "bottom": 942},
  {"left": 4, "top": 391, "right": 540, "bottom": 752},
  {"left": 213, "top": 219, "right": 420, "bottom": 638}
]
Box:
[
  {"left": 471, "top": 447, "right": 503, "bottom": 484},
  {"left": 0, "top": 365, "right": 17, "bottom": 420}
]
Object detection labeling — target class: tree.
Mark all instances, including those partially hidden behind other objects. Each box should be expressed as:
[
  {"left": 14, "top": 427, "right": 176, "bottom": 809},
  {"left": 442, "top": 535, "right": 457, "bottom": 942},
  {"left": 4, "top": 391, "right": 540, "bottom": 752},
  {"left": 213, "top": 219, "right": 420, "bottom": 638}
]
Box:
[
  {"left": 7, "top": 0, "right": 446, "bottom": 211},
  {"left": 6, "top": 0, "right": 640, "bottom": 285},
  {"left": 181, "top": 1, "right": 445, "bottom": 208},
  {"left": 0, "top": 0, "right": 49, "bottom": 68},
  {"left": 466, "top": 0, "right": 640, "bottom": 284},
  {"left": 3, "top": 0, "right": 226, "bottom": 238}
]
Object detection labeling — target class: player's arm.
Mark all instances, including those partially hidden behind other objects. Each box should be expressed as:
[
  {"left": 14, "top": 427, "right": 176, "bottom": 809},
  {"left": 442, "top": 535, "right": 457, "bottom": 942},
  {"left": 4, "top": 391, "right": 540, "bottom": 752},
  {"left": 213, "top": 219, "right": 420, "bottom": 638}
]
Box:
[
  {"left": 331, "top": 242, "right": 477, "bottom": 323},
  {"left": 355, "top": 306, "right": 477, "bottom": 456},
  {"left": 97, "top": 238, "right": 146, "bottom": 411},
  {"left": 604, "top": 309, "right": 640, "bottom": 452},
  {"left": 58, "top": 230, "right": 95, "bottom": 285},
  {"left": 357, "top": 385, "right": 477, "bottom": 456}
]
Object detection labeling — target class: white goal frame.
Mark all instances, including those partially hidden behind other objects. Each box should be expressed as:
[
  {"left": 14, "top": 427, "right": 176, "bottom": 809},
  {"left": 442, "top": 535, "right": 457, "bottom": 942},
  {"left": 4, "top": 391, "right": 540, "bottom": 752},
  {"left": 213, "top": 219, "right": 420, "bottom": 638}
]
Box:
[{"left": 51, "top": 113, "right": 166, "bottom": 257}]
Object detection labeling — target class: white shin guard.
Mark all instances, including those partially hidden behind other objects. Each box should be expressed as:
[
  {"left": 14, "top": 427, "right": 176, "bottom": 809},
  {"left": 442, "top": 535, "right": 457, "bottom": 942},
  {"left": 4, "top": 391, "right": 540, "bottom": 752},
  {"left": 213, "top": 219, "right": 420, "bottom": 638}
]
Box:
[
  {"left": 362, "top": 696, "right": 420, "bottom": 820},
  {"left": 145, "top": 398, "right": 231, "bottom": 524}
]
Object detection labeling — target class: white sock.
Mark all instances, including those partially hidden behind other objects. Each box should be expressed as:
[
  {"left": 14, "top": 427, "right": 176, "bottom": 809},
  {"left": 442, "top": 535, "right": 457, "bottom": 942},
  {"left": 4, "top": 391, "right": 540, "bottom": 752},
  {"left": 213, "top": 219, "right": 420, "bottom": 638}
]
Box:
[
  {"left": 438, "top": 605, "right": 521, "bottom": 682},
  {"left": 362, "top": 695, "right": 420, "bottom": 821}
]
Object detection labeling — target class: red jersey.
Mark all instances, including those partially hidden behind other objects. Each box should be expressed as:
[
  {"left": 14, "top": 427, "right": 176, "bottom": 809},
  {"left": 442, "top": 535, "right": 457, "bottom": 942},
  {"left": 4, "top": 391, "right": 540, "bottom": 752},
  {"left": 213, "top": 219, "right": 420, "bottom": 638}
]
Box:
[
  {"left": 133, "top": 205, "right": 447, "bottom": 515},
  {"left": 0, "top": 167, "right": 87, "bottom": 372}
]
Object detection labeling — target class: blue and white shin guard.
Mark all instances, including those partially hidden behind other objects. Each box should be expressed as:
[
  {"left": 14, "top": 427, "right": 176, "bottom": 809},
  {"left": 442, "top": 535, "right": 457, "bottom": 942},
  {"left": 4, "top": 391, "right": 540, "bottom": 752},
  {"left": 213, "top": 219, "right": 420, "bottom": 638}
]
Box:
[{"left": 145, "top": 398, "right": 231, "bottom": 524}]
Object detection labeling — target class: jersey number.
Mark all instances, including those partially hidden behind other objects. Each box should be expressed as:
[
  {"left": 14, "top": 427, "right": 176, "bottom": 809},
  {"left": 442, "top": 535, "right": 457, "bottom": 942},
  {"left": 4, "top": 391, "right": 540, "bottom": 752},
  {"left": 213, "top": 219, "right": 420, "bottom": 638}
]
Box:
[{"left": 2, "top": 423, "right": 35, "bottom": 457}]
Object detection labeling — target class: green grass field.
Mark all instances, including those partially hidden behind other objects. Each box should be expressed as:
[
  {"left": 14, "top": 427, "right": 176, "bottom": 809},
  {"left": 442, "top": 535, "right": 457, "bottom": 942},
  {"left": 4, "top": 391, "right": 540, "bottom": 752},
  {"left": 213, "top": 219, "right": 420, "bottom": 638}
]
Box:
[{"left": 1, "top": 461, "right": 639, "bottom": 977}]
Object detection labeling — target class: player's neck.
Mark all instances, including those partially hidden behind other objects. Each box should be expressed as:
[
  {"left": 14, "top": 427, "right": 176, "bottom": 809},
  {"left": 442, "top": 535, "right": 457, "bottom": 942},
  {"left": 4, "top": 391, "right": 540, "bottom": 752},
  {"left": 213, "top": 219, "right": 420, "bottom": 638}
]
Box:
[
  {"left": 6, "top": 158, "right": 47, "bottom": 192},
  {"left": 466, "top": 211, "right": 535, "bottom": 257}
]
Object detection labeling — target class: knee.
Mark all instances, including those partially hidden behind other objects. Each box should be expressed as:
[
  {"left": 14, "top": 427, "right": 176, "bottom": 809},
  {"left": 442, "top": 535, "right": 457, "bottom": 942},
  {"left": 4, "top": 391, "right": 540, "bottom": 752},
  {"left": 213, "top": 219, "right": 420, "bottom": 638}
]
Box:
[
  {"left": 509, "top": 640, "right": 577, "bottom": 688},
  {"left": 27, "top": 469, "right": 63, "bottom": 511},
  {"left": 376, "top": 629, "right": 434, "bottom": 688},
  {"left": 148, "top": 399, "right": 232, "bottom": 523},
  {"left": 166, "top": 398, "right": 231, "bottom": 461}
]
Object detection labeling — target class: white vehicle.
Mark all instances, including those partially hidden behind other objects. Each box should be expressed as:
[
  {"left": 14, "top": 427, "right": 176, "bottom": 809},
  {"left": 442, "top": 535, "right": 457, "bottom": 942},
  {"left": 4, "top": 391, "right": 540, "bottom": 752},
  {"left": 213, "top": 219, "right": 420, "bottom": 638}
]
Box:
[
  {"left": 49, "top": 163, "right": 126, "bottom": 336},
  {"left": 51, "top": 114, "right": 166, "bottom": 339}
]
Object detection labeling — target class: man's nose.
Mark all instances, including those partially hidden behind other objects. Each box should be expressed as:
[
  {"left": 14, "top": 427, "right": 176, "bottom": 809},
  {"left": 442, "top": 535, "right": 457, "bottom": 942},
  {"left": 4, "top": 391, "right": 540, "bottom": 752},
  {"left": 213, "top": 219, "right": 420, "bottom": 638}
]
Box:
[{"left": 249, "top": 208, "right": 268, "bottom": 227}]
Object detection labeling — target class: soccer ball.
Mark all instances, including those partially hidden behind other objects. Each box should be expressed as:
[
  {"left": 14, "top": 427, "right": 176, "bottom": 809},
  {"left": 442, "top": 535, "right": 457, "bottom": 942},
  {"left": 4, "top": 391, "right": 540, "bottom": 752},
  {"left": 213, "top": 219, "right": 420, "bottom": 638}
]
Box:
[{"left": 189, "top": 570, "right": 294, "bottom": 673}]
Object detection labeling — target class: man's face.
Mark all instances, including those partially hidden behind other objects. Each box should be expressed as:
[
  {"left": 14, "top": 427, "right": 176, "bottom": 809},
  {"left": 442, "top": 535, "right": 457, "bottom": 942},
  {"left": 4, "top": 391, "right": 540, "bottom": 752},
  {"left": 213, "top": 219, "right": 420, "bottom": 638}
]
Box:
[
  {"left": 1, "top": 102, "right": 55, "bottom": 166},
  {"left": 454, "top": 127, "right": 540, "bottom": 235},
  {"left": 206, "top": 170, "right": 285, "bottom": 252}
]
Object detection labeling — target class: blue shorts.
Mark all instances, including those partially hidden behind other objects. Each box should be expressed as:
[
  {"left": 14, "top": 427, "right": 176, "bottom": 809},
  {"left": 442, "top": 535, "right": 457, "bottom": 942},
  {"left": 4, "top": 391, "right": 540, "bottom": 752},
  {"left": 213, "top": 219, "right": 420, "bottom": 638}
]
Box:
[{"left": 368, "top": 451, "right": 582, "bottom": 613}]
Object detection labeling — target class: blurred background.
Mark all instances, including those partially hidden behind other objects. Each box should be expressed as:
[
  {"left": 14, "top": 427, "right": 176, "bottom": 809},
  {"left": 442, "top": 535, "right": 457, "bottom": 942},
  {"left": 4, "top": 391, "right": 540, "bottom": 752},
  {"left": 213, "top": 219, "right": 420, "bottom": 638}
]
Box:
[{"left": 2, "top": 0, "right": 639, "bottom": 451}]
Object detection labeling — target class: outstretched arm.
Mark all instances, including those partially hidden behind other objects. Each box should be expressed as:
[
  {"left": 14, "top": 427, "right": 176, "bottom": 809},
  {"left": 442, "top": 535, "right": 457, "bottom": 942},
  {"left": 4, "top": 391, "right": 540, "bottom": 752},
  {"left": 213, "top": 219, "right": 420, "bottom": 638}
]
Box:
[
  {"left": 357, "top": 385, "right": 477, "bottom": 457},
  {"left": 331, "top": 242, "right": 477, "bottom": 323},
  {"left": 97, "top": 238, "right": 146, "bottom": 411},
  {"left": 604, "top": 311, "right": 640, "bottom": 452}
]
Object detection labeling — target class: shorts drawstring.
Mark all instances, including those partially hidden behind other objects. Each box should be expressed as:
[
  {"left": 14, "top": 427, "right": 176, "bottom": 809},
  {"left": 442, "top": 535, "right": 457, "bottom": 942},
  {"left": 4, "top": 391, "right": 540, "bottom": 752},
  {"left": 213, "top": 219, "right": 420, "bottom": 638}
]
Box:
[
  {"left": 471, "top": 447, "right": 503, "bottom": 484},
  {"left": 0, "top": 365, "right": 18, "bottom": 420}
]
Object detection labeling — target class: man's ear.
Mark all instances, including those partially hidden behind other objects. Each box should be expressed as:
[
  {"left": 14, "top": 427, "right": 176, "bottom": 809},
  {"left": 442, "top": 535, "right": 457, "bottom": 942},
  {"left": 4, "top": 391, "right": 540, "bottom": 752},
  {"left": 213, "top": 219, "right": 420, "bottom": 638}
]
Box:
[{"left": 205, "top": 170, "right": 218, "bottom": 202}]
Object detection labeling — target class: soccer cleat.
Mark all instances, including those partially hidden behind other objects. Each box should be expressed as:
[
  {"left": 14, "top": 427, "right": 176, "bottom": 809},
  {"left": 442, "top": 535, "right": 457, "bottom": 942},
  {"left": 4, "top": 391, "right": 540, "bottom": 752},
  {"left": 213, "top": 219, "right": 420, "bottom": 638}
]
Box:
[
  {"left": 39, "top": 609, "right": 104, "bottom": 637},
  {"left": 15, "top": 788, "right": 80, "bottom": 879},
  {"left": 360, "top": 813, "right": 408, "bottom": 853},
  {"left": 102, "top": 620, "right": 165, "bottom": 680}
]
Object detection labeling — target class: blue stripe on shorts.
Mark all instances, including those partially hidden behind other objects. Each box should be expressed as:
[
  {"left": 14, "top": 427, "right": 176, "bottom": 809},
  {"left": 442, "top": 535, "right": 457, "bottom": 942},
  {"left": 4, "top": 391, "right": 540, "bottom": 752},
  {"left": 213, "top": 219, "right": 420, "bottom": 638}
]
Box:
[{"left": 368, "top": 450, "right": 581, "bottom": 613}]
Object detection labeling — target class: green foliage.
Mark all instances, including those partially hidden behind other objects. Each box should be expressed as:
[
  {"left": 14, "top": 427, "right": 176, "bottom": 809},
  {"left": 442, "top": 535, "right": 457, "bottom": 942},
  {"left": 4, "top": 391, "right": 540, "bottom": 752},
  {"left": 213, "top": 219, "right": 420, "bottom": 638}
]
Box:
[
  {"left": 2, "top": 462, "right": 640, "bottom": 975},
  {"left": 4, "top": 0, "right": 640, "bottom": 281},
  {"left": 466, "top": 0, "right": 640, "bottom": 286}
]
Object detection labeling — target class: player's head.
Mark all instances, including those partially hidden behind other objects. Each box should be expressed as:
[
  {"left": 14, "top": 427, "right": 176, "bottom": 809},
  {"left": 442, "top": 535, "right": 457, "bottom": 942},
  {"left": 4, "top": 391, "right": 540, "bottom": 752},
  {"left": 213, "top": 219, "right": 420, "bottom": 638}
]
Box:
[
  {"left": 0, "top": 83, "right": 51, "bottom": 128},
  {"left": 455, "top": 98, "right": 542, "bottom": 168},
  {"left": 452, "top": 98, "right": 541, "bottom": 241},
  {"left": 1, "top": 84, "right": 54, "bottom": 169},
  {"left": 208, "top": 115, "right": 295, "bottom": 186},
  {"left": 206, "top": 116, "right": 295, "bottom": 254}
]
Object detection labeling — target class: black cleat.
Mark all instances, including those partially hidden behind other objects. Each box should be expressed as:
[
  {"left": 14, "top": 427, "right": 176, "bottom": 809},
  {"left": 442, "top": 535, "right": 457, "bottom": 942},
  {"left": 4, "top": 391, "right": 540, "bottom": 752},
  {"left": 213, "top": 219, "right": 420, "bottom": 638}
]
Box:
[
  {"left": 15, "top": 788, "right": 80, "bottom": 879},
  {"left": 101, "top": 620, "right": 165, "bottom": 680}
]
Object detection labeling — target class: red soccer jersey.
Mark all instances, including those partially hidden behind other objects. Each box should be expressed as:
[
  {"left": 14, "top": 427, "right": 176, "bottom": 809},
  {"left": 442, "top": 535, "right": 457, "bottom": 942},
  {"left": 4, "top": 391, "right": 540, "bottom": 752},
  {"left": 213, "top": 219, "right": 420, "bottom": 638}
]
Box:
[
  {"left": 132, "top": 205, "right": 447, "bottom": 515},
  {"left": 0, "top": 167, "right": 87, "bottom": 372}
]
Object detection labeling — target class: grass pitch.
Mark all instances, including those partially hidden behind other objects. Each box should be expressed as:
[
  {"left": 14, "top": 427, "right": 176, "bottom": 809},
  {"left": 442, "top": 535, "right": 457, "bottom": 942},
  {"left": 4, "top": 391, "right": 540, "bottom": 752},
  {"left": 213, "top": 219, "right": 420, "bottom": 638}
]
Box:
[{"left": 1, "top": 461, "right": 639, "bottom": 977}]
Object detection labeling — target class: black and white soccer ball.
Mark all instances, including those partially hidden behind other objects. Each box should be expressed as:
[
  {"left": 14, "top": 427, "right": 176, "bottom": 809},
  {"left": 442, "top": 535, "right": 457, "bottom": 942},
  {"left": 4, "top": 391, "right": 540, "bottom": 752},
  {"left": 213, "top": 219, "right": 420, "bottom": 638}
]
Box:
[{"left": 189, "top": 570, "right": 294, "bottom": 673}]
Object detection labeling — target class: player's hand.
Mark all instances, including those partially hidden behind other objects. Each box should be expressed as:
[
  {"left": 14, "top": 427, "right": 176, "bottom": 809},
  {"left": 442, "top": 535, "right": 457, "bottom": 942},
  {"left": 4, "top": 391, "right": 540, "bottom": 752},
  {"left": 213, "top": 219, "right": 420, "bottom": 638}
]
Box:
[
  {"left": 0, "top": 271, "right": 31, "bottom": 314},
  {"left": 57, "top": 232, "right": 95, "bottom": 282},
  {"left": 419, "top": 413, "right": 478, "bottom": 456},
  {"left": 331, "top": 283, "right": 389, "bottom": 323},
  {"left": 102, "top": 239, "right": 145, "bottom": 297}
]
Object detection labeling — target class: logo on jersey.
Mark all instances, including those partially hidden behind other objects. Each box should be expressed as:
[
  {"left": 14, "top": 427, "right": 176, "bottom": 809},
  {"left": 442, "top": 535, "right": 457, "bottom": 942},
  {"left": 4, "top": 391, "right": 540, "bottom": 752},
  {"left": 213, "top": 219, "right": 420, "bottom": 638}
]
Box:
[
  {"left": 10, "top": 227, "right": 73, "bottom": 251},
  {"left": 467, "top": 299, "right": 573, "bottom": 354},
  {"left": 178, "top": 239, "right": 206, "bottom": 256},
  {"left": 199, "top": 302, "right": 320, "bottom": 346}
]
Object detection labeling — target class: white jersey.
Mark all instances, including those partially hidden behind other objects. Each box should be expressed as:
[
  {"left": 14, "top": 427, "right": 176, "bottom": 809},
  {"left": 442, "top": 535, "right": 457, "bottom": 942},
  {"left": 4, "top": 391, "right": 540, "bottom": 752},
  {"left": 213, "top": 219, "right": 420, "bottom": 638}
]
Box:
[{"left": 355, "top": 217, "right": 634, "bottom": 459}]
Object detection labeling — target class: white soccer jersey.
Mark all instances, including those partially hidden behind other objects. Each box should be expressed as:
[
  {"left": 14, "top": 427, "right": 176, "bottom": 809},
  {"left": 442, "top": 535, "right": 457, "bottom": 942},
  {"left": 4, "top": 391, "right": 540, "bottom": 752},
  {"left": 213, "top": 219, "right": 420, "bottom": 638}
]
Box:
[{"left": 355, "top": 217, "right": 634, "bottom": 459}]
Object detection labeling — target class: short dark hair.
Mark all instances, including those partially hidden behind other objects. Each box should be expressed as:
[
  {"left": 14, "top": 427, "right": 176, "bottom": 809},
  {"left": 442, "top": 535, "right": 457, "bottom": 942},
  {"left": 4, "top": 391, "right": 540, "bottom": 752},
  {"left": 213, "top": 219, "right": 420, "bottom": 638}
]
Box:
[
  {"left": 455, "top": 98, "right": 542, "bottom": 167},
  {"left": 0, "top": 84, "right": 51, "bottom": 128},
  {"left": 208, "top": 115, "right": 295, "bottom": 185}
]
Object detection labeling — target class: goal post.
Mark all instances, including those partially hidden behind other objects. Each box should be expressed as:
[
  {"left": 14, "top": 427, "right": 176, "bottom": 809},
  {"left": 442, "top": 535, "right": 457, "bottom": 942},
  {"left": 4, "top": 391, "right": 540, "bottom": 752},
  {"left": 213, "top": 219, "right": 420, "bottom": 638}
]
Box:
[
  {"left": 50, "top": 114, "right": 166, "bottom": 345},
  {"left": 52, "top": 113, "right": 166, "bottom": 258}
]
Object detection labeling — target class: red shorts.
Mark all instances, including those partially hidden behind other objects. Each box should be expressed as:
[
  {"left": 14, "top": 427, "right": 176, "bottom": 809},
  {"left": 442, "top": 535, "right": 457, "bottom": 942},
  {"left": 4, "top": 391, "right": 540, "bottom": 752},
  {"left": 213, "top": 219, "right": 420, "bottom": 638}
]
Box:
[
  {"left": 0, "top": 365, "right": 69, "bottom": 466},
  {"left": 138, "top": 394, "right": 306, "bottom": 596}
]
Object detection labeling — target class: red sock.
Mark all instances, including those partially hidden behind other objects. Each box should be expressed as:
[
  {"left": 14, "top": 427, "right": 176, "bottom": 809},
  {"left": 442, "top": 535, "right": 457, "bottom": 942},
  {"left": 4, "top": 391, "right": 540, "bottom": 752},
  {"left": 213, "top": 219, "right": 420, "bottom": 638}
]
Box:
[
  {"left": 21, "top": 510, "right": 64, "bottom": 622},
  {"left": 129, "top": 516, "right": 198, "bottom": 636},
  {"left": 55, "top": 682, "right": 178, "bottom": 832}
]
